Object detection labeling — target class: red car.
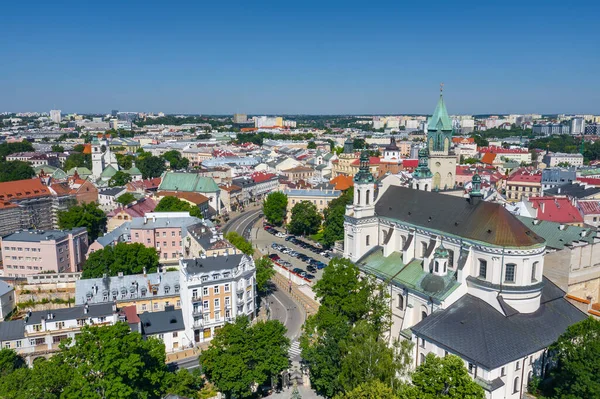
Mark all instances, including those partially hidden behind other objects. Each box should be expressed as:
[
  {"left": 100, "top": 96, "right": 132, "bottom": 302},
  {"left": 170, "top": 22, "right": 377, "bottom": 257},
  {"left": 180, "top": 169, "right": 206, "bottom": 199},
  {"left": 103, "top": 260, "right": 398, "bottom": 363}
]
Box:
[{"left": 268, "top": 254, "right": 280, "bottom": 261}]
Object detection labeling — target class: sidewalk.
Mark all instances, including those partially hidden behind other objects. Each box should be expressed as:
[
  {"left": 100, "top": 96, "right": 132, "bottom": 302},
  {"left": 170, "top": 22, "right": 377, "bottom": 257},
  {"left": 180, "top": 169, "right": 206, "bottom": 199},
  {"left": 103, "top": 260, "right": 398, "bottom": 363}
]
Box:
[{"left": 165, "top": 346, "right": 204, "bottom": 363}]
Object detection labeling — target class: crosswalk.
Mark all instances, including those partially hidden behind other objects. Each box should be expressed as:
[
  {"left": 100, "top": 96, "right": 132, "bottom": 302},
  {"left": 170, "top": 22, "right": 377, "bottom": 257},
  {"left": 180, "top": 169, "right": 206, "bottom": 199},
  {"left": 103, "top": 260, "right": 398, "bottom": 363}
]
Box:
[{"left": 288, "top": 340, "right": 301, "bottom": 359}]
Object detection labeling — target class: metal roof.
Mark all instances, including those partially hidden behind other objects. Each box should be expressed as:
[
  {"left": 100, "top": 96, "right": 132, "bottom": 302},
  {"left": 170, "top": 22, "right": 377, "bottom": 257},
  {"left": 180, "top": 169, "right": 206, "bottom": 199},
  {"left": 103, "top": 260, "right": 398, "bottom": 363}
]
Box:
[
  {"left": 140, "top": 307, "right": 185, "bottom": 335},
  {"left": 2, "top": 227, "right": 86, "bottom": 243}
]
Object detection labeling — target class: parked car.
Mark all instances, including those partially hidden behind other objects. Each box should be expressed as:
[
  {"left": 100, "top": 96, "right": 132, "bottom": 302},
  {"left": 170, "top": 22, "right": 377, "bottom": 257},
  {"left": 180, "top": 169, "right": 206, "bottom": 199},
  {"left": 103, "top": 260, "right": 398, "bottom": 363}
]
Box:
[
  {"left": 292, "top": 267, "right": 304, "bottom": 274},
  {"left": 276, "top": 232, "right": 286, "bottom": 238},
  {"left": 269, "top": 254, "right": 280, "bottom": 261},
  {"left": 285, "top": 236, "right": 294, "bottom": 241},
  {"left": 316, "top": 261, "right": 327, "bottom": 269},
  {"left": 304, "top": 273, "right": 315, "bottom": 280},
  {"left": 307, "top": 265, "right": 317, "bottom": 273}
]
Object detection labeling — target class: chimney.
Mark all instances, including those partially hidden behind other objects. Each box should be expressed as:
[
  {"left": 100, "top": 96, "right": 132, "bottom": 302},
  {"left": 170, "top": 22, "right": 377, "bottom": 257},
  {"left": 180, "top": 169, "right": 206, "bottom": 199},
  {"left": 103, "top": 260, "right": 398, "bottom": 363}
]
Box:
[
  {"left": 112, "top": 301, "right": 117, "bottom": 313},
  {"left": 540, "top": 202, "right": 545, "bottom": 214},
  {"left": 84, "top": 304, "right": 89, "bottom": 314}
]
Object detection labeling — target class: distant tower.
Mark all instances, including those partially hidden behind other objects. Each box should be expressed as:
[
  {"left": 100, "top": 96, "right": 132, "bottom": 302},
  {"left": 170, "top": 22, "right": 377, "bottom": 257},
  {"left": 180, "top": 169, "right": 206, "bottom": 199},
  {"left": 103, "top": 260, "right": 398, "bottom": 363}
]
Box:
[
  {"left": 50, "top": 110, "right": 62, "bottom": 124},
  {"left": 383, "top": 136, "right": 400, "bottom": 162},
  {"left": 469, "top": 172, "right": 484, "bottom": 205},
  {"left": 91, "top": 135, "right": 104, "bottom": 178},
  {"left": 427, "top": 85, "right": 456, "bottom": 190},
  {"left": 412, "top": 148, "right": 433, "bottom": 192},
  {"left": 343, "top": 138, "right": 355, "bottom": 154}
]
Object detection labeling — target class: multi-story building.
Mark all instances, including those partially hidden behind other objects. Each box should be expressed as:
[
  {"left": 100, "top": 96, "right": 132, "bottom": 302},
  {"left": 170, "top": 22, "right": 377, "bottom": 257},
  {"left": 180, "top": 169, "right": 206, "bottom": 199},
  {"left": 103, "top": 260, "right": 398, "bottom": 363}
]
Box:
[
  {"left": 283, "top": 188, "right": 341, "bottom": 222},
  {"left": 570, "top": 117, "right": 586, "bottom": 135},
  {"left": 0, "top": 228, "right": 88, "bottom": 277},
  {"left": 106, "top": 198, "right": 157, "bottom": 232},
  {"left": 158, "top": 172, "right": 221, "bottom": 214},
  {"left": 280, "top": 166, "right": 315, "bottom": 183},
  {"left": 541, "top": 167, "right": 576, "bottom": 194},
  {"left": 179, "top": 253, "right": 256, "bottom": 344},
  {"left": 344, "top": 160, "right": 585, "bottom": 399},
  {"left": 6, "top": 152, "right": 61, "bottom": 168},
  {"left": 98, "top": 187, "right": 127, "bottom": 212},
  {"left": 233, "top": 113, "right": 248, "bottom": 124},
  {"left": 50, "top": 109, "right": 61, "bottom": 124},
  {"left": 506, "top": 169, "right": 542, "bottom": 201},
  {"left": 186, "top": 219, "right": 238, "bottom": 258},
  {"left": 75, "top": 270, "right": 181, "bottom": 314},
  {"left": 542, "top": 152, "right": 584, "bottom": 167},
  {"left": 478, "top": 146, "right": 532, "bottom": 165},
  {"left": 532, "top": 123, "right": 571, "bottom": 136},
  {"left": 0, "top": 281, "right": 15, "bottom": 321},
  {"left": 232, "top": 172, "right": 279, "bottom": 206}
]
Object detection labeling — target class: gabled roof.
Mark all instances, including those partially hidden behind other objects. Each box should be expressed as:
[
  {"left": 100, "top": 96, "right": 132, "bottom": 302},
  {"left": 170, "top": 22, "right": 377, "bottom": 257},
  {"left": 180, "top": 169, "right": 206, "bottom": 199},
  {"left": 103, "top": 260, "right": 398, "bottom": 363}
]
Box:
[
  {"left": 100, "top": 165, "right": 118, "bottom": 178},
  {"left": 0, "top": 179, "right": 52, "bottom": 203},
  {"left": 375, "top": 186, "right": 545, "bottom": 248},
  {"left": 156, "top": 191, "right": 210, "bottom": 205},
  {"left": 330, "top": 175, "right": 354, "bottom": 191},
  {"left": 481, "top": 152, "right": 496, "bottom": 165},
  {"left": 528, "top": 197, "right": 584, "bottom": 224},
  {"left": 159, "top": 172, "right": 219, "bottom": 193}
]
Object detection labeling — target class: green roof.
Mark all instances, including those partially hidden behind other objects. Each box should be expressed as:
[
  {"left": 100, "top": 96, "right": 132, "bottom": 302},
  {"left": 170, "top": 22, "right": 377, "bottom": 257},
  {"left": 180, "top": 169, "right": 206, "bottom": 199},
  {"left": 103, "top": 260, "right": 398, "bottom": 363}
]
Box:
[
  {"left": 358, "top": 248, "right": 460, "bottom": 301},
  {"left": 126, "top": 165, "right": 142, "bottom": 176},
  {"left": 33, "top": 165, "right": 68, "bottom": 179},
  {"left": 67, "top": 167, "right": 92, "bottom": 177},
  {"left": 428, "top": 94, "right": 453, "bottom": 131},
  {"left": 159, "top": 172, "right": 219, "bottom": 193},
  {"left": 516, "top": 216, "right": 596, "bottom": 250},
  {"left": 100, "top": 165, "right": 118, "bottom": 178},
  {"left": 580, "top": 168, "right": 600, "bottom": 177}
]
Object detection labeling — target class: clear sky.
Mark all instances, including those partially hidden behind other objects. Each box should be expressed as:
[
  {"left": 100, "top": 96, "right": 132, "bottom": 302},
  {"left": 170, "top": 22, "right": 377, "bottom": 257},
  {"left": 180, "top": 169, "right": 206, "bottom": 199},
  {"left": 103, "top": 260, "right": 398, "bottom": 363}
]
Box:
[{"left": 1, "top": 0, "right": 599, "bottom": 115}]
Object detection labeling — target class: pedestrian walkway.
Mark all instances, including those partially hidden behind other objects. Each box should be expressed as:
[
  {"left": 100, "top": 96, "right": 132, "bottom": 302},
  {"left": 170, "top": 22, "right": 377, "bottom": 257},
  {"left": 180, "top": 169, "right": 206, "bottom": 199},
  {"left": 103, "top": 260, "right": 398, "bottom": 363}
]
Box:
[
  {"left": 268, "top": 385, "right": 324, "bottom": 398},
  {"left": 288, "top": 340, "right": 301, "bottom": 360}
]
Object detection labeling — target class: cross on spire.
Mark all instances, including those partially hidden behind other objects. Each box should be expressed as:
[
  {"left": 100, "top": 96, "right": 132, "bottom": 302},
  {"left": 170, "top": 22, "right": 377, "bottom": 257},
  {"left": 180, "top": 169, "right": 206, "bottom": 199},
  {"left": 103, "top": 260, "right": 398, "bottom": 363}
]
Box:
[{"left": 440, "top": 82, "right": 444, "bottom": 93}]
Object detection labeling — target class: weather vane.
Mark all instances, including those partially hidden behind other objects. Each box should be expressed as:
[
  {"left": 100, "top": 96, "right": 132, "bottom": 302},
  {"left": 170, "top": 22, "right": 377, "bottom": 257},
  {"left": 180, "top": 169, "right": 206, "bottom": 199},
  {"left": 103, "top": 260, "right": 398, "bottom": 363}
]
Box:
[{"left": 440, "top": 82, "right": 444, "bottom": 93}]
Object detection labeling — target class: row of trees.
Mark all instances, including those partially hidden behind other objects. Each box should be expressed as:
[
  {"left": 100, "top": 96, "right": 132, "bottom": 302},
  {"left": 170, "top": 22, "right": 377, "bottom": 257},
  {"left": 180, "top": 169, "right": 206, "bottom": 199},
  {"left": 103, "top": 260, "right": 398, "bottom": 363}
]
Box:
[
  {"left": 82, "top": 242, "right": 159, "bottom": 279},
  {"left": 0, "top": 323, "right": 205, "bottom": 399},
  {"left": 301, "top": 257, "right": 485, "bottom": 399},
  {"left": 224, "top": 231, "right": 275, "bottom": 294}
]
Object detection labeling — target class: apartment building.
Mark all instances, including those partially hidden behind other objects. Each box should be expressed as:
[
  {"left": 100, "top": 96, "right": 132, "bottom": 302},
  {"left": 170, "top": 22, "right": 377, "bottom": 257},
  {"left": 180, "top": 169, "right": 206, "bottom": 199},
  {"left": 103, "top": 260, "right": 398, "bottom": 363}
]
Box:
[
  {"left": 232, "top": 172, "right": 279, "bottom": 206},
  {"left": 506, "top": 169, "right": 542, "bottom": 201},
  {"left": 0, "top": 228, "right": 88, "bottom": 277},
  {"left": 280, "top": 166, "right": 315, "bottom": 183},
  {"left": 75, "top": 270, "right": 181, "bottom": 314},
  {"left": 542, "top": 152, "right": 584, "bottom": 167},
  {"left": 0, "top": 281, "right": 15, "bottom": 321},
  {"left": 179, "top": 254, "right": 256, "bottom": 344},
  {"left": 283, "top": 188, "right": 341, "bottom": 222}
]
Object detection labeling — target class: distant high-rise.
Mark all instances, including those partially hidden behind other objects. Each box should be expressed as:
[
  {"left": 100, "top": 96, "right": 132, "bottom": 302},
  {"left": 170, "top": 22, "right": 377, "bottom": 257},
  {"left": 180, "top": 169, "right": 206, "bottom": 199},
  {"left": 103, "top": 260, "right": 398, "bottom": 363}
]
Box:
[
  {"left": 111, "top": 110, "right": 119, "bottom": 117},
  {"left": 233, "top": 113, "right": 247, "bottom": 124},
  {"left": 570, "top": 117, "right": 585, "bottom": 135},
  {"left": 50, "top": 109, "right": 62, "bottom": 124}
]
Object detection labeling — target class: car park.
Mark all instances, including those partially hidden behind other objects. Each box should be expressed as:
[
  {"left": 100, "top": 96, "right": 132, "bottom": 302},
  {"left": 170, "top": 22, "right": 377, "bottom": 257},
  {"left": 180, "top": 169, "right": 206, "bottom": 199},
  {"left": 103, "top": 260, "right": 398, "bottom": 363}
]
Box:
[
  {"left": 292, "top": 267, "right": 304, "bottom": 274},
  {"left": 305, "top": 273, "right": 315, "bottom": 280},
  {"left": 307, "top": 265, "right": 317, "bottom": 273},
  {"left": 269, "top": 254, "right": 280, "bottom": 261}
]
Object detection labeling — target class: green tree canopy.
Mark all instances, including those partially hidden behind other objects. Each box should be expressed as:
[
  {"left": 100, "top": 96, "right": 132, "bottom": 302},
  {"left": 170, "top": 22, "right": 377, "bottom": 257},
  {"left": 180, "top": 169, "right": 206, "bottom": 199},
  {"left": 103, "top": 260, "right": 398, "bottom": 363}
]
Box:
[
  {"left": 300, "top": 258, "right": 406, "bottom": 397},
  {"left": 322, "top": 188, "right": 353, "bottom": 248},
  {"left": 63, "top": 152, "right": 91, "bottom": 170},
  {"left": 199, "top": 317, "right": 290, "bottom": 399},
  {"left": 108, "top": 170, "right": 132, "bottom": 187},
  {"left": 155, "top": 195, "right": 203, "bottom": 218},
  {"left": 115, "top": 153, "right": 135, "bottom": 170},
  {"left": 288, "top": 200, "right": 322, "bottom": 236},
  {"left": 0, "top": 141, "right": 34, "bottom": 160},
  {"left": 548, "top": 317, "right": 600, "bottom": 399},
  {"left": 333, "top": 380, "right": 397, "bottom": 399},
  {"left": 307, "top": 141, "right": 317, "bottom": 149},
  {"left": 0, "top": 348, "right": 26, "bottom": 377},
  {"left": 161, "top": 150, "right": 190, "bottom": 170},
  {"left": 138, "top": 155, "right": 166, "bottom": 179},
  {"left": 82, "top": 242, "right": 159, "bottom": 278},
  {"left": 407, "top": 354, "right": 485, "bottom": 399},
  {"left": 263, "top": 192, "right": 288, "bottom": 226},
  {"left": 0, "top": 323, "right": 204, "bottom": 399},
  {"left": 58, "top": 202, "right": 106, "bottom": 241},
  {"left": 73, "top": 144, "right": 86, "bottom": 153},
  {"left": 224, "top": 231, "right": 254, "bottom": 256},
  {"left": 0, "top": 160, "right": 35, "bottom": 182},
  {"left": 51, "top": 144, "right": 64, "bottom": 152},
  {"left": 116, "top": 192, "right": 136, "bottom": 206},
  {"left": 255, "top": 256, "right": 276, "bottom": 294}
]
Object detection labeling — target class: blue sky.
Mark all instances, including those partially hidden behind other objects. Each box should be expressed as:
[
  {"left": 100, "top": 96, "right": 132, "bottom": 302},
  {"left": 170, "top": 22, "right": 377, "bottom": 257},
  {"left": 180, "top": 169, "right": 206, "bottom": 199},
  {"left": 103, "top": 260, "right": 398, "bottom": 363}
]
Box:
[{"left": 1, "top": 0, "right": 599, "bottom": 115}]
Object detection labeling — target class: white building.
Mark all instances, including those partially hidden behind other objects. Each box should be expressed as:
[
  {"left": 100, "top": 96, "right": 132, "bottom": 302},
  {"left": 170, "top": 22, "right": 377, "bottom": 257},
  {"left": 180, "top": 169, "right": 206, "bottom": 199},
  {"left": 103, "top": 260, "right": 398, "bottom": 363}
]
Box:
[
  {"left": 570, "top": 117, "right": 585, "bottom": 135},
  {"left": 91, "top": 134, "right": 119, "bottom": 179},
  {"left": 344, "top": 159, "right": 586, "bottom": 399},
  {"left": 179, "top": 253, "right": 256, "bottom": 344},
  {"left": 50, "top": 109, "right": 62, "bottom": 124},
  {"left": 0, "top": 281, "right": 15, "bottom": 321}
]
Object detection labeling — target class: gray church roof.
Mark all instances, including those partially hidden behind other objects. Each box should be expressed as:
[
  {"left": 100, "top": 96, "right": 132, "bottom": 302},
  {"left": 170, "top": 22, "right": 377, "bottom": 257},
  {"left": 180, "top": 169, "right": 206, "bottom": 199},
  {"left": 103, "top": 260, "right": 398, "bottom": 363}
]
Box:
[{"left": 412, "top": 278, "right": 586, "bottom": 369}]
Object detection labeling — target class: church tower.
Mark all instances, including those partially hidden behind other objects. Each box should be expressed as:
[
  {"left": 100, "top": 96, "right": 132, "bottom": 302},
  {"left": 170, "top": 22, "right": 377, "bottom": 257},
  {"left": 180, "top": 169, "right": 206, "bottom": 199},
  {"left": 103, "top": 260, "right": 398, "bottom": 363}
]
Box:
[
  {"left": 91, "top": 135, "right": 105, "bottom": 178},
  {"left": 344, "top": 148, "right": 379, "bottom": 262},
  {"left": 412, "top": 148, "right": 433, "bottom": 192},
  {"left": 427, "top": 85, "right": 456, "bottom": 190}
]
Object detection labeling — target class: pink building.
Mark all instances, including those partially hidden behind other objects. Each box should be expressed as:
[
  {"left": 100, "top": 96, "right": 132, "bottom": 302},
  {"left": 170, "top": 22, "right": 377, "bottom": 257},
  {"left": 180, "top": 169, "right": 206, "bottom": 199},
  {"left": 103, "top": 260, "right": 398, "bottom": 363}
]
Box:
[{"left": 0, "top": 228, "right": 88, "bottom": 277}]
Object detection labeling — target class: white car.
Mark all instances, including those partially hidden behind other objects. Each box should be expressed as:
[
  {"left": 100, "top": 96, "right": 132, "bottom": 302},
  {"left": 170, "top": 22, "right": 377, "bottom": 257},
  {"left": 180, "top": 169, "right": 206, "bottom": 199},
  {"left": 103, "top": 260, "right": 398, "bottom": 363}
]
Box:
[{"left": 276, "top": 232, "right": 286, "bottom": 238}]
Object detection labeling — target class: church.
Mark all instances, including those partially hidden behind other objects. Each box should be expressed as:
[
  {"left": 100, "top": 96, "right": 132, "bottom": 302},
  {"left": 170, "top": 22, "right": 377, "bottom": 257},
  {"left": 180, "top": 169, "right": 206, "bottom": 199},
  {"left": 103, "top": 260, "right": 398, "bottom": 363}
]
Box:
[
  {"left": 343, "top": 96, "right": 585, "bottom": 399},
  {"left": 426, "top": 89, "right": 456, "bottom": 190}
]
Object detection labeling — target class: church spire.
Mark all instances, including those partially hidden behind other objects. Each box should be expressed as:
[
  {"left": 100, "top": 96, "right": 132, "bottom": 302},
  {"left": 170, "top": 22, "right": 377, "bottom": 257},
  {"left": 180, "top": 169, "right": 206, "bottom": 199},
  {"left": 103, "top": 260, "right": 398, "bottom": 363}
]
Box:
[
  {"left": 354, "top": 147, "right": 375, "bottom": 184},
  {"left": 428, "top": 89, "right": 453, "bottom": 132}
]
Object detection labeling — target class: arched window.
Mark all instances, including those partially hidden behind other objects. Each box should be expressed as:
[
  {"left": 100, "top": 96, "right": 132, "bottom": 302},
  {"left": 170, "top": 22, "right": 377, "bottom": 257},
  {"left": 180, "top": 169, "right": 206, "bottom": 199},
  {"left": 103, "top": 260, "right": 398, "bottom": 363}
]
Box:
[
  {"left": 357, "top": 189, "right": 361, "bottom": 204},
  {"left": 513, "top": 377, "right": 520, "bottom": 393},
  {"left": 531, "top": 261, "right": 539, "bottom": 282},
  {"left": 401, "top": 236, "right": 407, "bottom": 248},
  {"left": 397, "top": 294, "right": 404, "bottom": 310},
  {"left": 443, "top": 263, "right": 447, "bottom": 273},
  {"left": 424, "top": 184, "right": 429, "bottom": 191},
  {"left": 366, "top": 190, "right": 370, "bottom": 205},
  {"left": 447, "top": 249, "right": 454, "bottom": 267},
  {"left": 416, "top": 184, "right": 420, "bottom": 190},
  {"left": 421, "top": 311, "right": 427, "bottom": 321},
  {"left": 366, "top": 235, "right": 370, "bottom": 246},
  {"left": 434, "top": 261, "right": 439, "bottom": 273}
]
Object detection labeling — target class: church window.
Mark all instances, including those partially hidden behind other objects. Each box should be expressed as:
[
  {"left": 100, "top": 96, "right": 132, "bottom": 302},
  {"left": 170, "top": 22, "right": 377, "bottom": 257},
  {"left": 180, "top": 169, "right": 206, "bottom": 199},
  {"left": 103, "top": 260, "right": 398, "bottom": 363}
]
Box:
[
  {"left": 401, "top": 236, "right": 407, "bottom": 248},
  {"left": 357, "top": 190, "right": 361, "bottom": 204},
  {"left": 421, "top": 311, "right": 427, "bottom": 321},
  {"left": 501, "top": 367, "right": 506, "bottom": 376},
  {"left": 434, "top": 261, "right": 439, "bottom": 273},
  {"left": 365, "top": 190, "right": 370, "bottom": 205},
  {"left": 447, "top": 250, "right": 454, "bottom": 267},
  {"left": 531, "top": 262, "right": 538, "bottom": 282},
  {"left": 419, "top": 338, "right": 425, "bottom": 348},
  {"left": 513, "top": 377, "right": 520, "bottom": 393},
  {"left": 366, "top": 235, "right": 370, "bottom": 246},
  {"left": 420, "top": 353, "right": 426, "bottom": 365},
  {"left": 421, "top": 242, "right": 428, "bottom": 257},
  {"left": 397, "top": 294, "right": 404, "bottom": 310},
  {"left": 478, "top": 260, "right": 487, "bottom": 279},
  {"left": 468, "top": 363, "right": 475, "bottom": 374},
  {"left": 505, "top": 264, "right": 516, "bottom": 283},
  {"left": 515, "top": 361, "right": 521, "bottom": 371}
]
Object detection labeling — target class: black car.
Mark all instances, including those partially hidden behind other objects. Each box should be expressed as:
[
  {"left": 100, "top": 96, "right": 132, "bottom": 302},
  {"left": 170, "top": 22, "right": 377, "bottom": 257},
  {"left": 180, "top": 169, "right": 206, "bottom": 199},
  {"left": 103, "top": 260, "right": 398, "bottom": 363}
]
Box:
[
  {"left": 307, "top": 265, "right": 317, "bottom": 273},
  {"left": 304, "top": 273, "right": 316, "bottom": 280}
]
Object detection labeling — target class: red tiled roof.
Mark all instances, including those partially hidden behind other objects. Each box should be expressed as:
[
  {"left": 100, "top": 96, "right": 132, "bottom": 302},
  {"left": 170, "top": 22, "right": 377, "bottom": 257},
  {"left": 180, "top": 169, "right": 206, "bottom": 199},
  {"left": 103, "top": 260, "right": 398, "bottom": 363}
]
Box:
[
  {"left": 330, "top": 175, "right": 354, "bottom": 191},
  {"left": 156, "top": 191, "right": 210, "bottom": 205},
  {"left": 251, "top": 172, "right": 277, "bottom": 183},
  {"left": 452, "top": 137, "right": 475, "bottom": 144},
  {"left": 120, "top": 305, "right": 140, "bottom": 323},
  {"left": 108, "top": 198, "right": 157, "bottom": 218},
  {"left": 50, "top": 183, "right": 73, "bottom": 196},
  {"left": 577, "top": 178, "right": 600, "bottom": 186},
  {"left": 578, "top": 201, "right": 600, "bottom": 215},
  {"left": 481, "top": 152, "right": 496, "bottom": 165},
  {"left": 127, "top": 177, "right": 162, "bottom": 191},
  {"left": 529, "top": 197, "right": 584, "bottom": 224},
  {"left": 0, "top": 179, "right": 51, "bottom": 202},
  {"left": 507, "top": 169, "right": 542, "bottom": 183},
  {"left": 350, "top": 157, "right": 381, "bottom": 166},
  {"left": 401, "top": 159, "right": 418, "bottom": 168},
  {"left": 479, "top": 146, "right": 529, "bottom": 154}
]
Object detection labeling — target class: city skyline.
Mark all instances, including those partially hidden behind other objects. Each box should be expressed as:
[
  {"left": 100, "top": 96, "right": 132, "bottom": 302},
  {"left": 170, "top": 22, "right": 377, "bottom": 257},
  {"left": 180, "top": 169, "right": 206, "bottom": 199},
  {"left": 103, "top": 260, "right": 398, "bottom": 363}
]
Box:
[{"left": 2, "top": 1, "right": 599, "bottom": 114}]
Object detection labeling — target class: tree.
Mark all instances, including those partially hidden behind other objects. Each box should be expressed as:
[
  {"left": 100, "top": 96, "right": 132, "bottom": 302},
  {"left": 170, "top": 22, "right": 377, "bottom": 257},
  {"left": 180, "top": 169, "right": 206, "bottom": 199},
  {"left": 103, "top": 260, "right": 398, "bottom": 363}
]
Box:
[
  {"left": 0, "top": 141, "right": 34, "bottom": 160},
  {"left": 63, "top": 152, "right": 91, "bottom": 170},
  {"left": 0, "top": 349, "right": 25, "bottom": 376},
  {"left": 288, "top": 201, "right": 322, "bottom": 236},
  {"left": 470, "top": 134, "right": 489, "bottom": 147},
  {"left": 58, "top": 202, "right": 106, "bottom": 241},
  {"left": 300, "top": 258, "right": 399, "bottom": 397},
  {"left": 224, "top": 231, "right": 254, "bottom": 256},
  {"left": 322, "top": 189, "right": 353, "bottom": 248},
  {"left": 408, "top": 354, "right": 485, "bottom": 399},
  {"left": 199, "top": 317, "right": 289, "bottom": 399},
  {"left": 263, "top": 192, "right": 288, "bottom": 226},
  {"left": 116, "top": 192, "right": 136, "bottom": 206},
  {"left": 109, "top": 170, "right": 132, "bottom": 187},
  {"left": 0, "top": 161, "right": 35, "bottom": 182},
  {"left": 82, "top": 242, "right": 159, "bottom": 278},
  {"left": 115, "top": 153, "right": 135, "bottom": 170},
  {"left": 548, "top": 317, "right": 600, "bottom": 399},
  {"left": 333, "top": 380, "right": 397, "bottom": 399},
  {"left": 255, "top": 256, "right": 276, "bottom": 294},
  {"left": 73, "top": 144, "right": 86, "bottom": 153},
  {"left": 462, "top": 157, "right": 479, "bottom": 165},
  {"left": 307, "top": 141, "right": 317, "bottom": 149},
  {"left": 155, "top": 196, "right": 203, "bottom": 218},
  {"left": 161, "top": 150, "right": 189, "bottom": 170},
  {"left": 51, "top": 144, "right": 64, "bottom": 152},
  {"left": 138, "top": 155, "right": 166, "bottom": 179}
]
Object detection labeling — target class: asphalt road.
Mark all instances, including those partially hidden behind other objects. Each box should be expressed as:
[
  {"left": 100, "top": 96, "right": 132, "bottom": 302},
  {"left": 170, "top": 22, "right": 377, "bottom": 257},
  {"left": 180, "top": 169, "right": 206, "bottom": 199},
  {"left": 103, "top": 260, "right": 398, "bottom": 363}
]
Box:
[{"left": 222, "top": 208, "right": 263, "bottom": 239}]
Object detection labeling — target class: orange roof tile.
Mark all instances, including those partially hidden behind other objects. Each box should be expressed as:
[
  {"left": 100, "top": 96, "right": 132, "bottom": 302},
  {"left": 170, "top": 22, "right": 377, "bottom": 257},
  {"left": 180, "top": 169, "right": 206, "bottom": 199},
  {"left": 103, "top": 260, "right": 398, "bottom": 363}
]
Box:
[
  {"left": 481, "top": 152, "right": 496, "bottom": 165},
  {"left": 330, "top": 175, "right": 354, "bottom": 191},
  {"left": 156, "top": 191, "right": 210, "bottom": 205},
  {"left": 0, "top": 179, "right": 51, "bottom": 202}
]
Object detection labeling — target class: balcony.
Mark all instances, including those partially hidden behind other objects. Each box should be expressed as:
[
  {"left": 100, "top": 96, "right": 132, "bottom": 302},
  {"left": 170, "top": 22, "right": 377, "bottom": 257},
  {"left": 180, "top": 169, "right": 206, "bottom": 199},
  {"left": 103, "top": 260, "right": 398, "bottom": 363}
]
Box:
[
  {"left": 236, "top": 286, "right": 244, "bottom": 294},
  {"left": 191, "top": 296, "right": 203, "bottom": 303},
  {"left": 192, "top": 308, "right": 203, "bottom": 316},
  {"left": 193, "top": 319, "right": 203, "bottom": 328}
]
